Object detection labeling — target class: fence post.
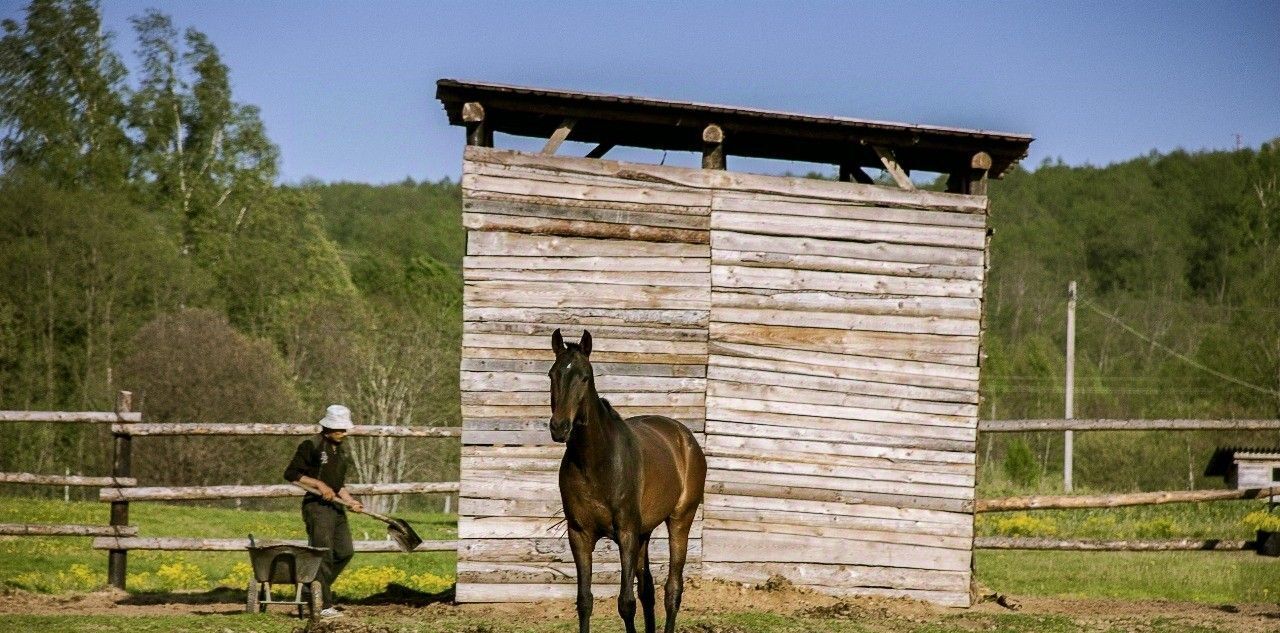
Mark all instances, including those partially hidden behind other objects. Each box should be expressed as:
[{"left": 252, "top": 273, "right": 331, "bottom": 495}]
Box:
[
  {"left": 1064, "top": 281, "right": 1076, "bottom": 493},
  {"left": 108, "top": 390, "right": 133, "bottom": 589}
]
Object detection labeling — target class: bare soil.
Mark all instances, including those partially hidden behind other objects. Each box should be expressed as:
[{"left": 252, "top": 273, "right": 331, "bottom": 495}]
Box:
[{"left": 2, "top": 578, "right": 1278, "bottom": 632}]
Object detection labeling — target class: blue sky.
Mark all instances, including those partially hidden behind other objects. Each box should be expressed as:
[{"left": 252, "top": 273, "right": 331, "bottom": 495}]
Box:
[{"left": 5, "top": 0, "right": 1279, "bottom": 183}]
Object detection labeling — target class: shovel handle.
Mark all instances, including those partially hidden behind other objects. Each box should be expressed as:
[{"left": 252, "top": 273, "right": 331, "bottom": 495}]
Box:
[{"left": 291, "top": 482, "right": 389, "bottom": 521}]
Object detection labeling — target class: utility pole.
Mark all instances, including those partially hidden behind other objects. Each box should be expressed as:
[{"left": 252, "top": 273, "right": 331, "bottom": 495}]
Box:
[{"left": 1064, "top": 281, "right": 1077, "bottom": 493}]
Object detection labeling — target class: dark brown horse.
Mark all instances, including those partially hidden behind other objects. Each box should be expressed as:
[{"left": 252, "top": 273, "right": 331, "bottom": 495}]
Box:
[{"left": 549, "top": 329, "right": 706, "bottom": 633}]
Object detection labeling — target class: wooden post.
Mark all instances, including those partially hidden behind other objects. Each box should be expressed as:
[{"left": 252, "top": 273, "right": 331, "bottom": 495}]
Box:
[
  {"left": 702, "top": 124, "right": 725, "bottom": 170},
  {"left": 838, "top": 161, "right": 874, "bottom": 184},
  {"left": 969, "top": 152, "right": 991, "bottom": 196},
  {"left": 463, "top": 102, "right": 492, "bottom": 147},
  {"left": 540, "top": 118, "right": 576, "bottom": 155},
  {"left": 108, "top": 390, "right": 132, "bottom": 589},
  {"left": 1064, "top": 281, "right": 1076, "bottom": 493},
  {"left": 64, "top": 467, "right": 70, "bottom": 502}
]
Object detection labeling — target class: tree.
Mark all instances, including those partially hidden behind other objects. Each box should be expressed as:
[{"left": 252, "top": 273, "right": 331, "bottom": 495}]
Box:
[{"left": 0, "top": 0, "right": 131, "bottom": 189}]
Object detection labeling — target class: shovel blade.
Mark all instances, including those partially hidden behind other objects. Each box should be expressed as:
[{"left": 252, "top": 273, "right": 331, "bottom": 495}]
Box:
[{"left": 387, "top": 518, "right": 423, "bottom": 552}]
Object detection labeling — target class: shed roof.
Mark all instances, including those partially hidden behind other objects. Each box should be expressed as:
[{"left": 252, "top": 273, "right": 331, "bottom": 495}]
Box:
[
  {"left": 436, "top": 79, "right": 1033, "bottom": 179},
  {"left": 1205, "top": 447, "right": 1280, "bottom": 477}
]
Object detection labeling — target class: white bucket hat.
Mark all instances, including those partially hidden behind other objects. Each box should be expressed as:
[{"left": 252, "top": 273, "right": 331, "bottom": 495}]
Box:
[{"left": 319, "top": 404, "right": 354, "bottom": 430}]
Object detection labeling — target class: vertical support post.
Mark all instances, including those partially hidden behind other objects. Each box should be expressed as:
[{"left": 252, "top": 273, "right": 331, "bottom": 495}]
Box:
[
  {"left": 462, "top": 102, "right": 491, "bottom": 147},
  {"left": 108, "top": 390, "right": 133, "bottom": 589},
  {"left": 969, "top": 152, "right": 992, "bottom": 196},
  {"left": 64, "top": 466, "right": 70, "bottom": 502},
  {"left": 1064, "top": 281, "right": 1077, "bottom": 493},
  {"left": 702, "top": 124, "right": 725, "bottom": 170}
]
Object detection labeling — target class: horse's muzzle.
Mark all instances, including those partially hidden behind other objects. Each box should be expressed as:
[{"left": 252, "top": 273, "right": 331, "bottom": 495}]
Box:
[{"left": 549, "top": 418, "right": 571, "bottom": 443}]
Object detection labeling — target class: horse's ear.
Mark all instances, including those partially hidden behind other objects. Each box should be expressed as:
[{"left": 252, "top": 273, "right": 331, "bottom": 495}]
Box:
[
  {"left": 552, "top": 328, "right": 565, "bottom": 354},
  {"left": 580, "top": 330, "right": 592, "bottom": 357}
]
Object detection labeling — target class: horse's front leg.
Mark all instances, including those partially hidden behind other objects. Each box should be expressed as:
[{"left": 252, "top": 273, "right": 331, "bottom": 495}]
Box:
[
  {"left": 568, "top": 526, "right": 596, "bottom": 633},
  {"left": 617, "top": 529, "right": 641, "bottom": 633},
  {"left": 637, "top": 535, "right": 656, "bottom": 633}
]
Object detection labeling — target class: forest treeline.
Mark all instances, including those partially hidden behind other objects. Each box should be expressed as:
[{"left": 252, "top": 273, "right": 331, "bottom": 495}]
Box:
[{"left": 1, "top": 1, "right": 1277, "bottom": 500}]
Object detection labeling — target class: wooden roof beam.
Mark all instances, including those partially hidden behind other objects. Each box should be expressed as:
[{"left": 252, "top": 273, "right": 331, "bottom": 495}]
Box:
[
  {"left": 540, "top": 118, "right": 577, "bottom": 155},
  {"left": 871, "top": 145, "right": 914, "bottom": 191}
]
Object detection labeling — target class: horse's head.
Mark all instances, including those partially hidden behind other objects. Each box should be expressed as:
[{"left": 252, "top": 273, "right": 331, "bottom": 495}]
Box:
[{"left": 548, "top": 328, "right": 594, "bottom": 443}]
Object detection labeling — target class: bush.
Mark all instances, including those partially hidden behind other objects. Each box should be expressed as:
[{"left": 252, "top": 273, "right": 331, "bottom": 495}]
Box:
[{"left": 1003, "top": 439, "right": 1039, "bottom": 488}]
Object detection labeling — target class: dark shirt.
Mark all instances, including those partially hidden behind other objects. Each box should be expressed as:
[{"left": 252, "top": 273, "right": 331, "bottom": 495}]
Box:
[{"left": 283, "top": 434, "right": 349, "bottom": 504}]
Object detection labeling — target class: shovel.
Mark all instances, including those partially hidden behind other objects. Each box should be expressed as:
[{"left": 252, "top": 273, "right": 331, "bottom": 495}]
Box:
[{"left": 294, "top": 482, "right": 423, "bottom": 552}]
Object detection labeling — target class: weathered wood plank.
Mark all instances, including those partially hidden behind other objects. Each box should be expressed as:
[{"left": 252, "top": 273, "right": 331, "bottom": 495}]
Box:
[
  {"left": 704, "top": 417, "right": 975, "bottom": 453},
  {"left": 458, "top": 537, "right": 701, "bottom": 563},
  {"left": 713, "top": 249, "right": 982, "bottom": 281},
  {"left": 463, "top": 333, "right": 706, "bottom": 355},
  {"left": 704, "top": 434, "right": 973, "bottom": 467},
  {"left": 464, "top": 213, "right": 708, "bottom": 244},
  {"left": 712, "top": 306, "right": 979, "bottom": 337},
  {"left": 465, "top": 307, "right": 708, "bottom": 329},
  {"left": 702, "top": 561, "right": 968, "bottom": 593},
  {"left": 462, "top": 169, "right": 712, "bottom": 208},
  {"left": 709, "top": 351, "right": 976, "bottom": 395},
  {"left": 702, "top": 529, "right": 970, "bottom": 572},
  {"left": 706, "top": 462, "right": 973, "bottom": 502},
  {"left": 706, "top": 393, "right": 972, "bottom": 434},
  {"left": 712, "top": 288, "right": 981, "bottom": 320},
  {"left": 462, "top": 405, "right": 704, "bottom": 420},
  {"left": 0, "top": 523, "right": 138, "bottom": 537},
  {"left": 706, "top": 474, "right": 972, "bottom": 513},
  {"left": 712, "top": 230, "right": 983, "bottom": 267},
  {"left": 704, "top": 506, "right": 969, "bottom": 539},
  {"left": 462, "top": 418, "right": 703, "bottom": 435},
  {"left": 709, "top": 364, "right": 977, "bottom": 406},
  {"left": 0, "top": 472, "right": 137, "bottom": 487},
  {"left": 464, "top": 161, "right": 711, "bottom": 211},
  {"left": 464, "top": 346, "right": 707, "bottom": 365},
  {"left": 464, "top": 321, "right": 707, "bottom": 343},
  {"left": 457, "top": 582, "right": 619, "bottom": 602},
  {"left": 704, "top": 518, "right": 971, "bottom": 551},
  {"left": 464, "top": 147, "right": 987, "bottom": 213},
  {"left": 700, "top": 562, "right": 969, "bottom": 607},
  {"left": 465, "top": 198, "right": 709, "bottom": 230},
  {"left": 714, "top": 193, "right": 987, "bottom": 228},
  {"left": 460, "top": 358, "right": 706, "bottom": 378},
  {"left": 713, "top": 265, "right": 981, "bottom": 298},
  {"left": 466, "top": 255, "right": 709, "bottom": 273},
  {"left": 715, "top": 210, "right": 983, "bottom": 249},
  {"left": 707, "top": 454, "right": 973, "bottom": 491},
  {"left": 704, "top": 491, "right": 972, "bottom": 528},
  {"left": 461, "top": 516, "right": 700, "bottom": 541},
  {"left": 461, "top": 391, "right": 703, "bottom": 407},
  {"left": 709, "top": 341, "right": 979, "bottom": 383},
  {"left": 708, "top": 384, "right": 976, "bottom": 426},
  {"left": 465, "top": 268, "right": 708, "bottom": 287},
  {"left": 466, "top": 281, "right": 710, "bottom": 310},
  {"left": 457, "top": 561, "right": 676, "bottom": 585},
  {"left": 710, "top": 323, "right": 977, "bottom": 366},
  {"left": 461, "top": 371, "right": 705, "bottom": 393},
  {"left": 467, "top": 230, "right": 709, "bottom": 258}
]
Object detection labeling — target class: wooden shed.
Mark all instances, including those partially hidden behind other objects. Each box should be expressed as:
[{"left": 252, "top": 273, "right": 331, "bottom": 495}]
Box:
[
  {"left": 437, "top": 79, "right": 1032, "bottom": 607},
  {"left": 1206, "top": 447, "right": 1280, "bottom": 490}
]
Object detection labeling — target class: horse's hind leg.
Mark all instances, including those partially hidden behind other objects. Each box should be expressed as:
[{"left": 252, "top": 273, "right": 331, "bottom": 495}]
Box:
[
  {"left": 662, "top": 513, "right": 693, "bottom": 633},
  {"left": 638, "top": 536, "right": 656, "bottom": 633}
]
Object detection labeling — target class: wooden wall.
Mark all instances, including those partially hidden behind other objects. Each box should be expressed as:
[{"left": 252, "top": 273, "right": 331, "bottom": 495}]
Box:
[
  {"left": 456, "top": 147, "right": 988, "bottom": 607},
  {"left": 701, "top": 188, "right": 986, "bottom": 608},
  {"left": 457, "top": 147, "right": 710, "bottom": 602}
]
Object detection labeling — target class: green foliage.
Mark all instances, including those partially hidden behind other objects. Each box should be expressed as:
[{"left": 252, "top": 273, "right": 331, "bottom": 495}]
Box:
[{"left": 1002, "top": 439, "right": 1039, "bottom": 488}]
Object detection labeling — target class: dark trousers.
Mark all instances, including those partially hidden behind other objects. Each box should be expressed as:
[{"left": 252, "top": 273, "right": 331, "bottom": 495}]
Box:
[{"left": 303, "top": 501, "right": 354, "bottom": 608}]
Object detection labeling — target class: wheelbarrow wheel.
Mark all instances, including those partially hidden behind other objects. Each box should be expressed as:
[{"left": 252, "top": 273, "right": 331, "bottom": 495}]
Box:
[
  {"left": 246, "top": 579, "right": 261, "bottom": 614},
  {"left": 308, "top": 580, "right": 323, "bottom": 622}
]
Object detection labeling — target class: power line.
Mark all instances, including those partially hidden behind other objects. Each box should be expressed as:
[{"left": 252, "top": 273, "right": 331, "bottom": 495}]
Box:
[{"left": 1080, "top": 297, "right": 1280, "bottom": 398}]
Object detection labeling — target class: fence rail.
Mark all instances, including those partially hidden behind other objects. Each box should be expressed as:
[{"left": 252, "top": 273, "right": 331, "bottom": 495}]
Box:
[
  {"left": 0, "top": 523, "right": 139, "bottom": 537},
  {"left": 0, "top": 411, "right": 141, "bottom": 424},
  {"left": 975, "top": 537, "right": 1254, "bottom": 551},
  {"left": 100, "top": 481, "right": 461, "bottom": 502},
  {"left": 113, "top": 422, "right": 461, "bottom": 437},
  {"left": 0, "top": 472, "right": 136, "bottom": 487},
  {"left": 976, "top": 485, "right": 1280, "bottom": 513},
  {"left": 979, "top": 418, "right": 1280, "bottom": 432},
  {"left": 91, "top": 537, "right": 457, "bottom": 552}
]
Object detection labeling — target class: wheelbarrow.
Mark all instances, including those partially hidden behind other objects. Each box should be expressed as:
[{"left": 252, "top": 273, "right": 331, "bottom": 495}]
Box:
[{"left": 245, "top": 538, "right": 328, "bottom": 620}]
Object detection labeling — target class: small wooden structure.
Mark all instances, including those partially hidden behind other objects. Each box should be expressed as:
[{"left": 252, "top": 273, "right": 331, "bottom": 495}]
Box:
[
  {"left": 1207, "top": 447, "right": 1280, "bottom": 490},
  {"left": 438, "top": 79, "right": 1032, "bottom": 607}
]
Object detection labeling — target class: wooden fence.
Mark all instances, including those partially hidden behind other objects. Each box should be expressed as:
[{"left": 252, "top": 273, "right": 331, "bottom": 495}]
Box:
[
  {"left": 973, "top": 417, "right": 1280, "bottom": 552},
  {"left": 0, "top": 392, "right": 461, "bottom": 589}
]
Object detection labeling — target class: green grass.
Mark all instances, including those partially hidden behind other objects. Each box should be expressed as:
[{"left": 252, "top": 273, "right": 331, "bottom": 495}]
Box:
[
  {"left": 975, "top": 501, "right": 1263, "bottom": 540},
  {"left": 0, "top": 497, "right": 454, "bottom": 597}
]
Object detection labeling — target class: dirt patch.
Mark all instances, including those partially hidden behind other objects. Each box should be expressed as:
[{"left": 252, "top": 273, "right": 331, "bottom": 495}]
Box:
[{"left": 2, "top": 580, "right": 1278, "bottom": 631}]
